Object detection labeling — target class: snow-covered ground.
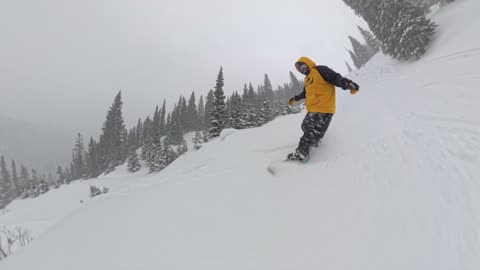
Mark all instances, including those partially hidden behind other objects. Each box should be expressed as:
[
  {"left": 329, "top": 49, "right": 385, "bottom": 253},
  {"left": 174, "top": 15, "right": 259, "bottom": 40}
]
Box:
[{"left": 1, "top": 1, "right": 480, "bottom": 269}]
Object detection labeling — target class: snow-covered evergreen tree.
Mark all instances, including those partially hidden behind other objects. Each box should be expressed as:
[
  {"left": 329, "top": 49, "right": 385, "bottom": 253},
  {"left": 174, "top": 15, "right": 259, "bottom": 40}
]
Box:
[
  {"left": 288, "top": 71, "right": 303, "bottom": 97},
  {"left": 209, "top": 67, "right": 227, "bottom": 138},
  {"left": 357, "top": 25, "right": 381, "bottom": 55},
  {"left": 159, "top": 100, "right": 167, "bottom": 137},
  {"left": 162, "top": 142, "right": 178, "bottom": 166},
  {"left": 72, "top": 133, "right": 86, "bottom": 180},
  {"left": 127, "top": 149, "right": 141, "bottom": 172},
  {"left": 177, "top": 138, "right": 188, "bottom": 156},
  {"left": 166, "top": 112, "right": 184, "bottom": 146},
  {"left": 192, "top": 131, "right": 203, "bottom": 150},
  {"left": 349, "top": 36, "right": 371, "bottom": 67},
  {"left": 204, "top": 89, "right": 214, "bottom": 132},
  {"left": 348, "top": 49, "right": 362, "bottom": 69},
  {"left": 141, "top": 116, "right": 152, "bottom": 160},
  {"left": 148, "top": 133, "right": 165, "bottom": 173},
  {"left": 135, "top": 118, "right": 143, "bottom": 148},
  {"left": 202, "top": 130, "right": 210, "bottom": 143},
  {"left": 186, "top": 91, "right": 198, "bottom": 132},
  {"left": 346, "top": 62, "right": 353, "bottom": 73},
  {"left": 147, "top": 106, "right": 166, "bottom": 173},
  {"left": 228, "top": 91, "right": 244, "bottom": 129},
  {"left": 86, "top": 137, "right": 100, "bottom": 178},
  {"left": 0, "top": 156, "right": 13, "bottom": 208},
  {"left": 10, "top": 160, "right": 19, "bottom": 197},
  {"left": 19, "top": 164, "right": 30, "bottom": 192},
  {"left": 99, "top": 91, "right": 127, "bottom": 171},
  {"left": 259, "top": 99, "right": 274, "bottom": 125},
  {"left": 241, "top": 83, "right": 259, "bottom": 128},
  {"left": 197, "top": 95, "right": 205, "bottom": 131},
  {"left": 343, "top": 0, "right": 437, "bottom": 60},
  {"left": 263, "top": 74, "right": 275, "bottom": 103},
  {"left": 56, "top": 166, "right": 66, "bottom": 185}
]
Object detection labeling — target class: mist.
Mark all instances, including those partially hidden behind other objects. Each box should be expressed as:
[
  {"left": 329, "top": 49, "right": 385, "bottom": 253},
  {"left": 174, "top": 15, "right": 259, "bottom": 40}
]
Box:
[{"left": 1, "top": 0, "right": 364, "bottom": 171}]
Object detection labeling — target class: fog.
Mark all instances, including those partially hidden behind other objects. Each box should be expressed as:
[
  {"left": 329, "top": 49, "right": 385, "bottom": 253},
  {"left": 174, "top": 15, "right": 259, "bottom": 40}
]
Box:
[{"left": 1, "top": 0, "right": 364, "bottom": 139}]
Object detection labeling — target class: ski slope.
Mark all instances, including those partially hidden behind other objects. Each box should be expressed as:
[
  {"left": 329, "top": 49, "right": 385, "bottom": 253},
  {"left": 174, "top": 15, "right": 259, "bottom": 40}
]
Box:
[{"left": 1, "top": 1, "right": 480, "bottom": 269}]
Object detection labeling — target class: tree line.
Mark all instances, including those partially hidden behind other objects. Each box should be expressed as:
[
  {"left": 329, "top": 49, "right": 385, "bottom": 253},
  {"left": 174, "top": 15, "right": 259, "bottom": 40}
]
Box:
[
  {"left": 0, "top": 155, "right": 56, "bottom": 208},
  {"left": 65, "top": 68, "right": 304, "bottom": 179}
]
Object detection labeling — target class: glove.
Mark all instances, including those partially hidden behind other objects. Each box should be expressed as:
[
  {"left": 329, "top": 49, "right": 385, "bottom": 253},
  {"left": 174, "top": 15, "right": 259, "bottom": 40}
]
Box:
[
  {"left": 288, "top": 98, "right": 296, "bottom": 106},
  {"left": 348, "top": 81, "right": 359, "bottom": 95}
]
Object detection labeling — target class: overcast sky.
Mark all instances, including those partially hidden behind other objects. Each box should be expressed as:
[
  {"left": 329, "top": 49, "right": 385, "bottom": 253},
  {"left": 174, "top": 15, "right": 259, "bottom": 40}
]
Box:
[{"left": 0, "top": 0, "right": 365, "bottom": 138}]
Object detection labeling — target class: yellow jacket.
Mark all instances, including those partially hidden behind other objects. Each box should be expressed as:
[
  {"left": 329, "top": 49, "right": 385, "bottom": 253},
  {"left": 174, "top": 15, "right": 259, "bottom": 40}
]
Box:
[{"left": 294, "top": 57, "right": 353, "bottom": 114}]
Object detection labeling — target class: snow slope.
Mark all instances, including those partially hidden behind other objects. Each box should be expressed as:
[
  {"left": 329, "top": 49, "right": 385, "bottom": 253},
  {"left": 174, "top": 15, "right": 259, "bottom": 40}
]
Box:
[{"left": 1, "top": 1, "right": 480, "bottom": 269}]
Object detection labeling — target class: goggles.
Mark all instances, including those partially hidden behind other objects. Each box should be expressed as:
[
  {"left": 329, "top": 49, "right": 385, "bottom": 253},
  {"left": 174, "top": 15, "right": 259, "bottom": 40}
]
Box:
[{"left": 296, "top": 62, "right": 310, "bottom": 75}]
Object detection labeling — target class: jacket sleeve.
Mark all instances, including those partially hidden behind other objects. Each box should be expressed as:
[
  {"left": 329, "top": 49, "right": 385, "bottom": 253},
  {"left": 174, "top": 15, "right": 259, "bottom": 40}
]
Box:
[
  {"left": 294, "top": 87, "right": 306, "bottom": 101},
  {"left": 315, "top": 66, "right": 352, "bottom": 90}
]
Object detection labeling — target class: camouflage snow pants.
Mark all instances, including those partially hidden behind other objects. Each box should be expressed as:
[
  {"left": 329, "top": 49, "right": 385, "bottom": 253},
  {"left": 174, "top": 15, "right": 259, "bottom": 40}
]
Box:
[{"left": 297, "top": 112, "right": 333, "bottom": 156}]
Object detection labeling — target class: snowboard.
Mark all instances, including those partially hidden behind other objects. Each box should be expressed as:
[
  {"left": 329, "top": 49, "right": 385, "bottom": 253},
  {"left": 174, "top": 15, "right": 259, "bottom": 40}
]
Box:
[{"left": 267, "top": 157, "right": 308, "bottom": 176}]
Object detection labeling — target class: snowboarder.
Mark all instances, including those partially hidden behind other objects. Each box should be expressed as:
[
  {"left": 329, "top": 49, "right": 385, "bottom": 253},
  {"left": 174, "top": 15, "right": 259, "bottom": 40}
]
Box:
[{"left": 287, "top": 56, "right": 359, "bottom": 161}]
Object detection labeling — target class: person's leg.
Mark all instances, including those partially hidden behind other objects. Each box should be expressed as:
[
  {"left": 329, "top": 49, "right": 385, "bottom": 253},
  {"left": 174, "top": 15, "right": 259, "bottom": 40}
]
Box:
[{"left": 296, "top": 113, "right": 333, "bottom": 158}]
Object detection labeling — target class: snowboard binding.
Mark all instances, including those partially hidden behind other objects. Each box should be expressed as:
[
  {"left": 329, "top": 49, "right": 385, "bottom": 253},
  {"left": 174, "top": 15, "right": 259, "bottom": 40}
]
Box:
[{"left": 286, "top": 150, "right": 309, "bottom": 162}]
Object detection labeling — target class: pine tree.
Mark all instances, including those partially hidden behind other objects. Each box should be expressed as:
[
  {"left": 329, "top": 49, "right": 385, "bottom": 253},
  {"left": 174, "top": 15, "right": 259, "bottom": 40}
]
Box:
[
  {"left": 86, "top": 137, "right": 100, "bottom": 178},
  {"left": 357, "top": 25, "right": 380, "bottom": 55},
  {"left": 228, "top": 91, "right": 244, "bottom": 129},
  {"left": 127, "top": 149, "right": 141, "bottom": 172},
  {"left": 197, "top": 95, "right": 205, "bottom": 131},
  {"left": 263, "top": 74, "right": 275, "bottom": 103},
  {"left": 126, "top": 128, "right": 136, "bottom": 156},
  {"left": 349, "top": 36, "right": 371, "bottom": 67},
  {"left": 147, "top": 106, "right": 165, "bottom": 173},
  {"left": 99, "top": 91, "right": 127, "bottom": 171},
  {"left": 177, "top": 138, "right": 188, "bottom": 156},
  {"left": 166, "top": 112, "right": 184, "bottom": 146},
  {"left": 136, "top": 118, "right": 143, "bottom": 148},
  {"left": 162, "top": 142, "right": 178, "bottom": 166},
  {"left": 243, "top": 83, "right": 259, "bottom": 128},
  {"left": 186, "top": 91, "right": 198, "bottom": 132},
  {"left": 202, "top": 130, "right": 210, "bottom": 143},
  {"left": 259, "top": 99, "right": 274, "bottom": 125},
  {"left": 209, "top": 67, "right": 227, "bottom": 137},
  {"left": 348, "top": 49, "right": 362, "bottom": 69},
  {"left": 57, "top": 166, "right": 66, "bottom": 185},
  {"left": 159, "top": 100, "right": 167, "bottom": 136},
  {"left": 141, "top": 116, "right": 152, "bottom": 160},
  {"left": 346, "top": 61, "right": 353, "bottom": 73},
  {"left": 192, "top": 131, "right": 203, "bottom": 150},
  {"left": 65, "top": 166, "right": 72, "bottom": 184},
  {"left": 204, "top": 89, "right": 214, "bottom": 131},
  {"left": 19, "top": 164, "right": 30, "bottom": 192},
  {"left": 11, "top": 160, "right": 19, "bottom": 197},
  {"left": 288, "top": 71, "right": 303, "bottom": 97},
  {"left": 72, "top": 133, "right": 86, "bottom": 180},
  {"left": 0, "top": 156, "right": 12, "bottom": 207}
]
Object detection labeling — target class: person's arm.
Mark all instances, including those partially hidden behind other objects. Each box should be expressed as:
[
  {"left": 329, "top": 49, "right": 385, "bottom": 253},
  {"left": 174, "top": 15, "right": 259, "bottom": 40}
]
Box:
[
  {"left": 288, "top": 87, "right": 306, "bottom": 105},
  {"left": 315, "top": 66, "right": 359, "bottom": 90},
  {"left": 294, "top": 87, "right": 306, "bottom": 101}
]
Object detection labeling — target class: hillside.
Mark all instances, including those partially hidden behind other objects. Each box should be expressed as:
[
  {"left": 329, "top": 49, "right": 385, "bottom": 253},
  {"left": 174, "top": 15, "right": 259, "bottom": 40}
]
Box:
[{"left": 1, "top": 1, "right": 480, "bottom": 269}]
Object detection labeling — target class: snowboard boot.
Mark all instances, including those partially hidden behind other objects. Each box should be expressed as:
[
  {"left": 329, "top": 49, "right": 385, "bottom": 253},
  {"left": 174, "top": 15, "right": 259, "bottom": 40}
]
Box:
[{"left": 286, "top": 149, "right": 310, "bottom": 161}]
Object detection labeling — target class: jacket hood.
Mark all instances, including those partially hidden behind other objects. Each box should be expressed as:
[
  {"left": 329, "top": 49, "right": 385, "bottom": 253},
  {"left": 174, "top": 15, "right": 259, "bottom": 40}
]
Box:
[{"left": 295, "top": 57, "right": 316, "bottom": 73}]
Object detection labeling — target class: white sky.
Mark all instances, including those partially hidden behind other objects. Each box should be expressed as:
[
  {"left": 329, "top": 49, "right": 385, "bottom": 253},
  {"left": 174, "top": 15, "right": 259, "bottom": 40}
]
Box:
[{"left": 0, "top": 0, "right": 365, "bottom": 138}]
